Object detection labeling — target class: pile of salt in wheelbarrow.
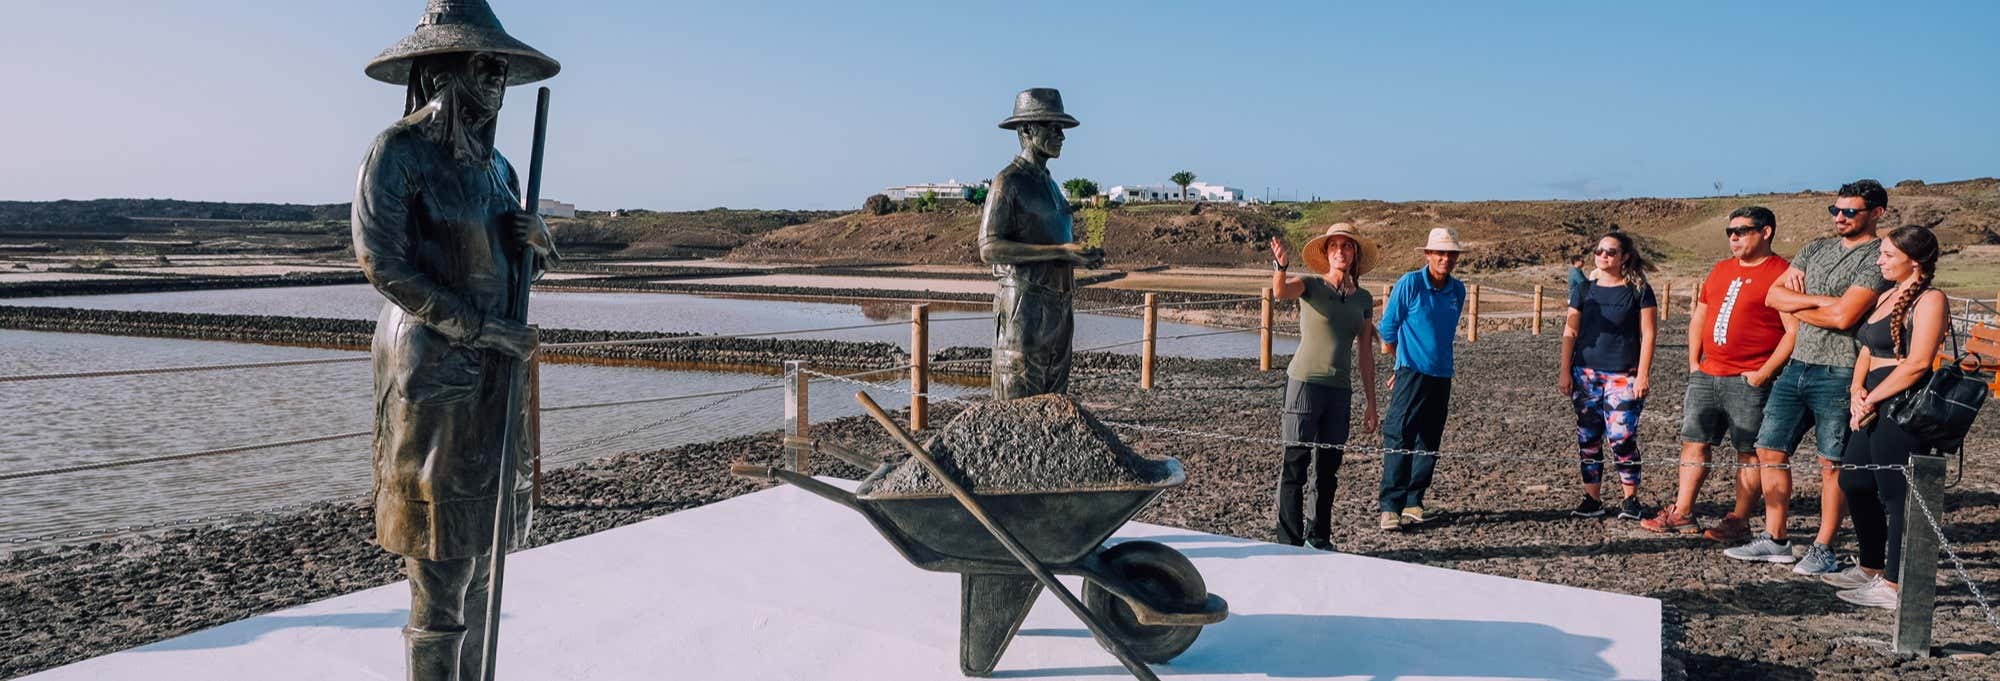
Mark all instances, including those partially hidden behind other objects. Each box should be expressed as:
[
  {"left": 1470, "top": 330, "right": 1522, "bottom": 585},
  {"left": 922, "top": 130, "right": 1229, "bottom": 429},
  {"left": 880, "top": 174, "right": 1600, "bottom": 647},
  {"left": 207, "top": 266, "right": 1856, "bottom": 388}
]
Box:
[{"left": 731, "top": 392, "right": 1228, "bottom": 680}]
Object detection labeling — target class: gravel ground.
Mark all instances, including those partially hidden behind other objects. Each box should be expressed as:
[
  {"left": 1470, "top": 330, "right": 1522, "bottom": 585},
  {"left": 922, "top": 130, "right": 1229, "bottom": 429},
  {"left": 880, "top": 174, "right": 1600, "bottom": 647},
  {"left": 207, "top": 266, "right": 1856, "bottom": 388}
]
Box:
[{"left": 4, "top": 321, "right": 1996, "bottom": 679}]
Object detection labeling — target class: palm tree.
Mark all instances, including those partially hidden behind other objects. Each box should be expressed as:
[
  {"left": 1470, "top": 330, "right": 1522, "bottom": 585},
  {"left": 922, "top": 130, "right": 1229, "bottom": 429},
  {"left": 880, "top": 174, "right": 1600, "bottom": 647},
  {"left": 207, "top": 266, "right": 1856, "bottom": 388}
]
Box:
[
  {"left": 1062, "top": 178, "right": 1101, "bottom": 202},
  {"left": 1170, "top": 171, "right": 1197, "bottom": 201}
]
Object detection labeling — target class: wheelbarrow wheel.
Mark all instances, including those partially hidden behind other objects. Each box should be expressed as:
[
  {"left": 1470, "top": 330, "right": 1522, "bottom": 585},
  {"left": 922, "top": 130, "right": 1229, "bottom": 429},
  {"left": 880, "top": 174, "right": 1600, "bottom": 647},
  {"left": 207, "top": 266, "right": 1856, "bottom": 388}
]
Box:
[{"left": 1083, "top": 540, "right": 1205, "bottom": 663}]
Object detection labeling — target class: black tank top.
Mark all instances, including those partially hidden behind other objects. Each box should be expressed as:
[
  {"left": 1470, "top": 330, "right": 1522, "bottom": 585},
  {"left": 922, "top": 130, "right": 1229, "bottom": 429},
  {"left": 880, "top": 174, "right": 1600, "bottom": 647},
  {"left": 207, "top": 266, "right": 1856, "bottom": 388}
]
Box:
[{"left": 1856, "top": 313, "right": 1903, "bottom": 359}]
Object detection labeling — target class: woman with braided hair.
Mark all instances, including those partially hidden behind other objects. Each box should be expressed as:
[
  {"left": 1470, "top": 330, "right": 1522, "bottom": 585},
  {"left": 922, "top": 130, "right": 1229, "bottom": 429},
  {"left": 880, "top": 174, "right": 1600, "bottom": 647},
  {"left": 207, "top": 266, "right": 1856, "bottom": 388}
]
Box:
[{"left": 1821, "top": 225, "right": 1947, "bottom": 609}]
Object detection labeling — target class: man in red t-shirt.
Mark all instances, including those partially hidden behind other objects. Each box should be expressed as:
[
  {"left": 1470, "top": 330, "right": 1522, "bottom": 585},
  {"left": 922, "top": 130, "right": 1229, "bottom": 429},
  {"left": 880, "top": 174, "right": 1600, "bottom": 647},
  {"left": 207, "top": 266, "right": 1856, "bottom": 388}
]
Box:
[{"left": 1642, "top": 206, "right": 1798, "bottom": 537}]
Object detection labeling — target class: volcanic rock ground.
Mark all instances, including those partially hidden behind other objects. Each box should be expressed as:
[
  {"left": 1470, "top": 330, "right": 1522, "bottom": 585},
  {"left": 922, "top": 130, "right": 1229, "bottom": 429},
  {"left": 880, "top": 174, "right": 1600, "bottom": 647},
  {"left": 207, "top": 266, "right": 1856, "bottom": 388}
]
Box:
[{"left": 4, "top": 320, "right": 1997, "bottom": 680}]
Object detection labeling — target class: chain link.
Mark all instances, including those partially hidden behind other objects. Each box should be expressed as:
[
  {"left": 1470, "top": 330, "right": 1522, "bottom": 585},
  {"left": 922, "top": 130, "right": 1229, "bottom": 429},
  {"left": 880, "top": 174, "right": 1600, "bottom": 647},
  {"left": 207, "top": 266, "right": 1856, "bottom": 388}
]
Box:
[
  {"left": 1900, "top": 465, "right": 2000, "bottom": 632},
  {"left": 6, "top": 496, "right": 361, "bottom": 547}
]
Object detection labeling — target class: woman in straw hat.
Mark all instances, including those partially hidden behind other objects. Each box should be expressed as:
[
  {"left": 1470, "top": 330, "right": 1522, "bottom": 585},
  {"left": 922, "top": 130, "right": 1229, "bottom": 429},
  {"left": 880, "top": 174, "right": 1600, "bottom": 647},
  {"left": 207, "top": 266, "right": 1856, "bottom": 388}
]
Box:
[
  {"left": 351, "top": 1, "right": 559, "bottom": 678},
  {"left": 1265, "top": 225, "right": 1379, "bottom": 550}
]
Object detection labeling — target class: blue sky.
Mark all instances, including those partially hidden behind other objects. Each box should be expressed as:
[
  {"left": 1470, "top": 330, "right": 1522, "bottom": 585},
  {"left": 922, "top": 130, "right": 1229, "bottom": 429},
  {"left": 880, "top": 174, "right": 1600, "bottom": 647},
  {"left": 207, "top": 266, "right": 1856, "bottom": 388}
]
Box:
[{"left": 2, "top": 1, "right": 1995, "bottom": 210}]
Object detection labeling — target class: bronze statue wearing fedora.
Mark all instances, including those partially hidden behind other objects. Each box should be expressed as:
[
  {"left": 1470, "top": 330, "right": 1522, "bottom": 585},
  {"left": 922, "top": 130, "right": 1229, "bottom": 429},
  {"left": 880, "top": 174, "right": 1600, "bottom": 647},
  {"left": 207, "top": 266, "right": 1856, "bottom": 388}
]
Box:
[
  {"left": 980, "top": 88, "right": 1102, "bottom": 400},
  {"left": 351, "top": 1, "right": 558, "bottom": 679}
]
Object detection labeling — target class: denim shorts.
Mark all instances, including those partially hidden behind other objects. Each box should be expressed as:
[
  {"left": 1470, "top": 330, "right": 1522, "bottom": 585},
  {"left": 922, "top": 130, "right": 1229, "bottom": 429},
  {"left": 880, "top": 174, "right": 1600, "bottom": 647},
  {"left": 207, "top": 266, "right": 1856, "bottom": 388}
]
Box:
[
  {"left": 1754, "top": 360, "right": 1853, "bottom": 460},
  {"left": 1679, "top": 370, "right": 1771, "bottom": 453}
]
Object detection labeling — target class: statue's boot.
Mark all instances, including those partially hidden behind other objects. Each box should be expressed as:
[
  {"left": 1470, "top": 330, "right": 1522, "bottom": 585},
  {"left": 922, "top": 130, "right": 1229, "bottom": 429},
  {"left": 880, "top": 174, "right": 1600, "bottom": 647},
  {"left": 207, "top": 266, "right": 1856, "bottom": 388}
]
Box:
[{"left": 404, "top": 626, "right": 465, "bottom": 681}]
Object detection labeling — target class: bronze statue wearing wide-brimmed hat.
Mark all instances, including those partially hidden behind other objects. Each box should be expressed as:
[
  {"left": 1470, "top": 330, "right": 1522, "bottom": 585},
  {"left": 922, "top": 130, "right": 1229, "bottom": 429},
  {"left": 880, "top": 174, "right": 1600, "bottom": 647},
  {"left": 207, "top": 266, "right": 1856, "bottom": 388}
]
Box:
[
  {"left": 980, "top": 88, "right": 1100, "bottom": 400},
  {"left": 352, "top": 2, "right": 558, "bottom": 680}
]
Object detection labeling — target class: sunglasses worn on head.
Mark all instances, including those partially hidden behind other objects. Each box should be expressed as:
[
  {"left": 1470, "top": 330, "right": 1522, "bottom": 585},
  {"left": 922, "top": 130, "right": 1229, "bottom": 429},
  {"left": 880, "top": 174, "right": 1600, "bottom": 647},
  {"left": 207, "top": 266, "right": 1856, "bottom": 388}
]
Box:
[
  {"left": 1827, "top": 205, "right": 1868, "bottom": 219},
  {"left": 1725, "top": 225, "right": 1761, "bottom": 237}
]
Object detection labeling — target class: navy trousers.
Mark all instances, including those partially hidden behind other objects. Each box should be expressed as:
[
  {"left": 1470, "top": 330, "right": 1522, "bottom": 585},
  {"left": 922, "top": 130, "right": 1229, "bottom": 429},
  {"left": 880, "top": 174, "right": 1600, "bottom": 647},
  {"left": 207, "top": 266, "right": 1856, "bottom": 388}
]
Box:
[{"left": 1379, "top": 367, "right": 1451, "bottom": 513}]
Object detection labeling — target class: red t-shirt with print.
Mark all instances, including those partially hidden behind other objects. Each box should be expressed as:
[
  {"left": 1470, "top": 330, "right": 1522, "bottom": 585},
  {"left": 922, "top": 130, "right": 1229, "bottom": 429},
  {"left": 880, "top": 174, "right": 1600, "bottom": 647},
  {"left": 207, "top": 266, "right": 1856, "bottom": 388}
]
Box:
[{"left": 1696, "top": 255, "right": 1791, "bottom": 376}]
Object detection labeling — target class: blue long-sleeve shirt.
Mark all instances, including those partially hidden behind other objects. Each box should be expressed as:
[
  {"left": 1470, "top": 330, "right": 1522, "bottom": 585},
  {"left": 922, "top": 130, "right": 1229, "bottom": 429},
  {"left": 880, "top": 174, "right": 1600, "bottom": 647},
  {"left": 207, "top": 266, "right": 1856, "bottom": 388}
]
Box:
[{"left": 1377, "top": 268, "right": 1465, "bottom": 378}]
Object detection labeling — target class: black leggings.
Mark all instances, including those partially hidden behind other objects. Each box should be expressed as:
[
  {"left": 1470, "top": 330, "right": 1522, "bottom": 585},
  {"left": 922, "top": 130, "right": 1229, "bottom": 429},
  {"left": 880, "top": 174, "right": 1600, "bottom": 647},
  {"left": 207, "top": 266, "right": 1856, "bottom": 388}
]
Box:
[{"left": 1839, "top": 367, "right": 1925, "bottom": 583}]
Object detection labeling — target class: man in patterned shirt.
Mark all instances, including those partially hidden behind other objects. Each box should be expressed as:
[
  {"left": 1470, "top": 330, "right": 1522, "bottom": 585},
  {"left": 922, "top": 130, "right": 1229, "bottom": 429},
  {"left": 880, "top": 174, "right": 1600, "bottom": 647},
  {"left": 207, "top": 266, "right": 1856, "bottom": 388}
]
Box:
[{"left": 1725, "top": 180, "right": 1893, "bottom": 575}]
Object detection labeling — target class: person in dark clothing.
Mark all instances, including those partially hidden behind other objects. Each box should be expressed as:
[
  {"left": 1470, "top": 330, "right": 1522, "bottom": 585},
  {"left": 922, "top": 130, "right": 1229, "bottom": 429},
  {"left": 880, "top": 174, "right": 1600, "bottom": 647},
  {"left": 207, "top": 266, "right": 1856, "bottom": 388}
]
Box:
[
  {"left": 1266, "top": 224, "right": 1380, "bottom": 550},
  {"left": 1559, "top": 232, "right": 1659, "bottom": 520},
  {"left": 1824, "top": 225, "right": 1947, "bottom": 609}
]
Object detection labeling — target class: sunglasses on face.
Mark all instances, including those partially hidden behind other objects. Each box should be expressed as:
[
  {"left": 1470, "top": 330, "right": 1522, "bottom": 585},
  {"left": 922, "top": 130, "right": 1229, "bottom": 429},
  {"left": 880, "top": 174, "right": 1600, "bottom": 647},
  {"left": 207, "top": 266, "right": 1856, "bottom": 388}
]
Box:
[
  {"left": 1594, "top": 248, "right": 1622, "bottom": 256},
  {"left": 1827, "top": 205, "right": 1868, "bottom": 219},
  {"left": 1725, "top": 225, "right": 1761, "bottom": 237}
]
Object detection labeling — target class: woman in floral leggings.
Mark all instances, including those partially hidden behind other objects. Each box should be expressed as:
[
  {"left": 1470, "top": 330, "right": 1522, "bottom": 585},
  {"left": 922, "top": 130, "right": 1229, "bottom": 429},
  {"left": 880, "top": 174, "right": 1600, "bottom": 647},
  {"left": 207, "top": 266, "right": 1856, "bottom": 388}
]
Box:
[{"left": 1559, "top": 232, "right": 1658, "bottom": 520}]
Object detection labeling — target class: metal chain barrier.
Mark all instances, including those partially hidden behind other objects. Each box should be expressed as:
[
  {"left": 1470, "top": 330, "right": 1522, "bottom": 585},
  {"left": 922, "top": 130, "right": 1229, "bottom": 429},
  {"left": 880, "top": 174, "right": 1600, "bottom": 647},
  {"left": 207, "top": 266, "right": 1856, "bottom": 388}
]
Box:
[
  {"left": 0, "top": 355, "right": 368, "bottom": 384},
  {"left": 5, "top": 496, "right": 364, "bottom": 546},
  {"left": 1901, "top": 465, "right": 2000, "bottom": 632},
  {"left": 0, "top": 431, "right": 372, "bottom": 482}
]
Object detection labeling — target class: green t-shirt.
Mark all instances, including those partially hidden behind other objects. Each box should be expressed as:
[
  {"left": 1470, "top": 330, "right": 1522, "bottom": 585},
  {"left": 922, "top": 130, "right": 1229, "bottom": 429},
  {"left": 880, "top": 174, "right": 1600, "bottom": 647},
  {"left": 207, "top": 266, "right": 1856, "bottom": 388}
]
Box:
[
  {"left": 1287, "top": 277, "right": 1374, "bottom": 389},
  {"left": 1790, "top": 236, "right": 1891, "bottom": 367}
]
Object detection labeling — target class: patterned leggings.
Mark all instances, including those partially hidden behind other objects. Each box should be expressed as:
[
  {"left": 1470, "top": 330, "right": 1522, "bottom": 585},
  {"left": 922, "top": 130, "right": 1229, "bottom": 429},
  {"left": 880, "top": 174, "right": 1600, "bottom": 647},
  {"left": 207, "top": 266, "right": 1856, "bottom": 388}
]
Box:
[{"left": 1572, "top": 367, "right": 1644, "bottom": 486}]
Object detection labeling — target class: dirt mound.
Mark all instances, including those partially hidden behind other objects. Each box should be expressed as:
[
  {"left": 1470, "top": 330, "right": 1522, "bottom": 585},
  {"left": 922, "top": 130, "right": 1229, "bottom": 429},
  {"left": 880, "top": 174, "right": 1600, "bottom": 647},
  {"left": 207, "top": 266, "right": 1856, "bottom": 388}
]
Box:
[{"left": 860, "top": 394, "right": 1178, "bottom": 497}]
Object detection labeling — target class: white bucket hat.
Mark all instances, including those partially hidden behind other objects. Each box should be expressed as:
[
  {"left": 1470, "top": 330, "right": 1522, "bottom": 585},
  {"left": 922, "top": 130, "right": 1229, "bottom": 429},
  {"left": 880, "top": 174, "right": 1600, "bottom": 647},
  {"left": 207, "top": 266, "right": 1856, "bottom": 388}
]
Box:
[{"left": 1417, "top": 227, "right": 1466, "bottom": 253}]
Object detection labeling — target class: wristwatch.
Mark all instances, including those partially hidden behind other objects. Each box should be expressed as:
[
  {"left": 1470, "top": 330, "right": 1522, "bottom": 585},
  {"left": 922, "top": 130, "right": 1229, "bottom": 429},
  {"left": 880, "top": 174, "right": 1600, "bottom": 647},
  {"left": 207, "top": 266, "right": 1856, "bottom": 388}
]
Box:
[{"left": 1271, "top": 259, "right": 1286, "bottom": 271}]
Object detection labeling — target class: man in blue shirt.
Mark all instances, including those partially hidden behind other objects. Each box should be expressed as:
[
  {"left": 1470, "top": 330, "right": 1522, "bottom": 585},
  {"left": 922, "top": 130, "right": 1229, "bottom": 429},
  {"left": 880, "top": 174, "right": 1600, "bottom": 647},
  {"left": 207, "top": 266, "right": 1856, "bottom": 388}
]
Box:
[{"left": 1375, "top": 227, "right": 1468, "bottom": 531}]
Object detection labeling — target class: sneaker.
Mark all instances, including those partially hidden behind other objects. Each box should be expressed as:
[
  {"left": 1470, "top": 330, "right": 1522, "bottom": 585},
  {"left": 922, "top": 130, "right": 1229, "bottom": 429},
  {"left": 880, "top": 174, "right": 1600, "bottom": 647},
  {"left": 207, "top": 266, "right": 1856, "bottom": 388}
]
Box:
[
  {"left": 1821, "top": 565, "right": 1874, "bottom": 590},
  {"left": 1723, "top": 533, "right": 1798, "bottom": 563},
  {"left": 1400, "top": 506, "right": 1431, "bottom": 525},
  {"left": 1305, "top": 537, "right": 1336, "bottom": 552},
  {"left": 1792, "top": 543, "right": 1841, "bottom": 575},
  {"left": 1640, "top": 507, "right": 1698, "bottom": 534},
  {"left": 1379, "top": 511, "right": 1402, "bottom": 531},
  {"left": 1836, "top": 576, "right": 1899, "bottom": 610},
  {"left": 1618, "top": 496, "right": 1644, "bottom": 520},
  {"left": 1571, "top": 496, "right": 1605, "bottom": 517},
  {"left": 1702, "top": 515, "right": 1751, "bottom": 544}
]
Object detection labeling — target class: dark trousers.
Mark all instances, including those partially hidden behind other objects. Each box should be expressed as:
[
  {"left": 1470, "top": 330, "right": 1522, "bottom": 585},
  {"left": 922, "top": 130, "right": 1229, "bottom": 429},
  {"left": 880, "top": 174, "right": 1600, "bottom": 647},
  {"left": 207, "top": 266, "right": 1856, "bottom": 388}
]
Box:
[
  {"left": 1380, "top": 367, "right": 1451, "bottom": 513},
  {"left": 1275, "top": 379, "right": 1352, "bottom": 545},
  {"left": 1841, "top": 367, "right": 1925, "bottom": 583},
  {"left": 407, "top": 555, "right": 493, "bottom": 680}
]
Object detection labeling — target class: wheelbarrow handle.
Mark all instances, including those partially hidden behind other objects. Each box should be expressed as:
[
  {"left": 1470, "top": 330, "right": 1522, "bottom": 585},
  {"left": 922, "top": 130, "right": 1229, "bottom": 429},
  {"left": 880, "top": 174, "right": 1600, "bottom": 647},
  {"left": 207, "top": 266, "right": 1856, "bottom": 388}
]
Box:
[{"left": 853, "top": 391, "right": 1162, "bottom": 681}]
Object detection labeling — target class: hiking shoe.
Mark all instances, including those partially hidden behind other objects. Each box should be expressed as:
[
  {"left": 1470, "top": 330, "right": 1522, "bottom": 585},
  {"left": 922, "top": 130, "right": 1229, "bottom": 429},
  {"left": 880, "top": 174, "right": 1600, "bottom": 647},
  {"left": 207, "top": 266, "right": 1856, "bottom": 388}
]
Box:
[
  {"left": 1305, "top": 537, "right": 1336, "bottom": 552},
  {"left": 1723, "top": 533, "right": 1797, "bottom": 563},
  {"left": 1640, "top": 507, "right": 1698, "bottom": 534},
  {"left": 1792, "top": 543, "right": 1840, "bottom": 575},
  {"left": 1618, "top": 496, "right": 1644, "bottom": 520},
  {"left": 1400, "top": 506, "right": 1431, "bottom": 525},
  {"left": 1836, "top": 576, "right": 1899, "bottom": 610},
  {"left": 1821, "top": 565, "right": 1874, "bottom": 590},
  {"left": 1702, "top": 515, "right": 1751, "bottom": 544},
  {"left": 1379, "top": 511, "right": 1402, "bottom": 531},
  {"left": 1571, "top": 496, "right": 1605, "bottom": 518}
]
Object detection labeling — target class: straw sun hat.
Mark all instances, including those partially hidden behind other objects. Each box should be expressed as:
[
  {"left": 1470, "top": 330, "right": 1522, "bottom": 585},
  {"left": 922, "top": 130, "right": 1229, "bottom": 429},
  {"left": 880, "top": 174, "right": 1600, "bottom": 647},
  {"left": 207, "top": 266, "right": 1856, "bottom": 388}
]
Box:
[{"left": 1302, "top": 223, "right": 1378, "bottom": 277}]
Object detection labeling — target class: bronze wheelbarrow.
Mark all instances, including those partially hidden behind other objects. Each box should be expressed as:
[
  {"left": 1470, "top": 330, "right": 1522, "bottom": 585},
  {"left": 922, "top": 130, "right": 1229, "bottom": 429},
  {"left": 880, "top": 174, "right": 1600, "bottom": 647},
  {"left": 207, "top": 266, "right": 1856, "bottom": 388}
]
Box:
[{"left": 730, "top": 392, "right": 1227, "bottom": 680}]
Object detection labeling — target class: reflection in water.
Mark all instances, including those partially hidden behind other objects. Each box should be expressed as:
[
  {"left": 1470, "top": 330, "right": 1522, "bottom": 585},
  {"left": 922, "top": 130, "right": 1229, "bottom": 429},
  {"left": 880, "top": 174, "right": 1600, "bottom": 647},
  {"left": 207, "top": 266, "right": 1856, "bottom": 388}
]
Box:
[
  {"left": 0, "top": 330, "right": 981, "bottom": 547},
  {"left": 4, "top": 284, "right": 1298, "bottom": 359}
]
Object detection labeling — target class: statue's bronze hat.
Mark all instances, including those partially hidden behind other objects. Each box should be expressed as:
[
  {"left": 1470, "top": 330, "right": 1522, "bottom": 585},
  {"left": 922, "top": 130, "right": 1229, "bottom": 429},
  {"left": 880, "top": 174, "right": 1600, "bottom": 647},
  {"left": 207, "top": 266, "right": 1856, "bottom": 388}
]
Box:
[
  {"left": 365, "top": 0, "right": 560, "bottom": 86},
  {"left": 998, "top": 88, "right": 1080, "bottom": 130}
]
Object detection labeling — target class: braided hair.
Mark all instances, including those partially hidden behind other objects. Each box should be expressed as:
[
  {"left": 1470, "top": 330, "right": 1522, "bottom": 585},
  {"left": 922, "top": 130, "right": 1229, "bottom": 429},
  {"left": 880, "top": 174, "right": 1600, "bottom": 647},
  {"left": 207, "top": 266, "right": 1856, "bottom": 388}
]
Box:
[{"left": 1885, "top": 225, "right": 1940, "bottom": 356}]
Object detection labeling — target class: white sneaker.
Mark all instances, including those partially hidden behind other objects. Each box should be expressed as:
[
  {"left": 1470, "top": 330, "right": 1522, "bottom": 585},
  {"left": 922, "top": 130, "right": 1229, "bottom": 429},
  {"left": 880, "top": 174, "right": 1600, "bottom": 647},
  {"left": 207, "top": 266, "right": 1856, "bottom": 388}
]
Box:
[
  {"left": 1820, "top": 566, "right": 1873, "bottom": 590},
  {"left": 1835, "top": 576, "right": 1899, "bottom": 610}
]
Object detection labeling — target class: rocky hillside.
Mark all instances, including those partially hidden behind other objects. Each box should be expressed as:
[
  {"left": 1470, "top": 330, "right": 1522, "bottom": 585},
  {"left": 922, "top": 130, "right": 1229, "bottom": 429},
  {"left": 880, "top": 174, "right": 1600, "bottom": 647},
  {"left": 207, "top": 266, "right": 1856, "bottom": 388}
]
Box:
[
  {"left": 729, "top": 179, "right": 2000, "bottom": 279},
  {"left": 546, "top": 208, "right": 845, "bottom": 257}
]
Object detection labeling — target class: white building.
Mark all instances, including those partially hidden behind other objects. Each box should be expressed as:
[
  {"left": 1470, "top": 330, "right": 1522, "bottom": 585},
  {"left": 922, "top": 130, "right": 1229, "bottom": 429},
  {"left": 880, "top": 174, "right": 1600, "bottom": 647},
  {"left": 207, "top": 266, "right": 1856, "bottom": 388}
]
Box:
[
  {"left": 882, "top": 179, "right": 987, "bottom": 201},
  {"left": 537, "top": 198, "right": 577, "bottom": 218},
  {"left": 1107, "top": 181, "right": 1247, "bottom": 204}
]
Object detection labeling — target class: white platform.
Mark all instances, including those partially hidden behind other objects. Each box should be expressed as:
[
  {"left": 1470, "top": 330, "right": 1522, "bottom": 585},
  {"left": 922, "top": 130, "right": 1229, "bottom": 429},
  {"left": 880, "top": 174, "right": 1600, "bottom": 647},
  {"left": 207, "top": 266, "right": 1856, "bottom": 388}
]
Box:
[{"left": 26, "top": 481, "right": 1660, "bottom": 680}]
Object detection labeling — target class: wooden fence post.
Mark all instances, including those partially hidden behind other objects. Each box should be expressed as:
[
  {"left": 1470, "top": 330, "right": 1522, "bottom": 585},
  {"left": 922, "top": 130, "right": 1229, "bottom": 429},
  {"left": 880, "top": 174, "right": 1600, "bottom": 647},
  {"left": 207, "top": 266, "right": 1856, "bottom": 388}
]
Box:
[
  {"left": 1380, "top": 283, "right": 1394, "bottom": 355},
  {"left": 1663, "top": 282, "right": 1673, "bottom": 320},
  {"left": 1894, "top": 453, "right": 1948, "bottom": 656},
  {"left": 1259, "top": 287, "right": 1274, "bottom": 372},
  {"left": 784, "top": 360, "right": 809, "bottom": 471},
  {"left": 1467, "top": 284, "right": 1480, "bottom": 342},
  {"left": 1532, "top": 284, "right": 1544, "bottom": 336},
  {"left": 910, "top": 303, "right": 929, "bottom": 431},
  {"left": 1141, "top": 293, "right": 1158, "bottom": 390},
  {"left": 529, "top": 357, "right": 542, "bottom": 508}
]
